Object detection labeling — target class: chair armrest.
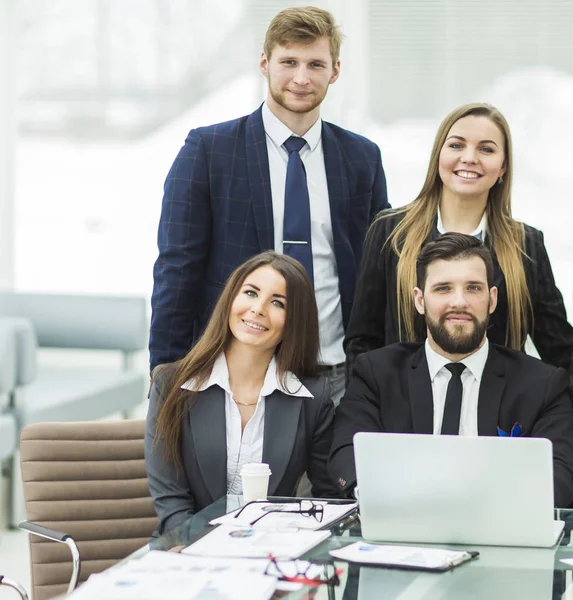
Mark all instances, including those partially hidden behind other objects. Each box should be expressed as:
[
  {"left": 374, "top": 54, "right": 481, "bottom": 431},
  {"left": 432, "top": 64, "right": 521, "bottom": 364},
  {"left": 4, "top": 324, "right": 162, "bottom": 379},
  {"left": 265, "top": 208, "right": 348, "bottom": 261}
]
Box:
[
  {"left": 0, "top": 317, "right": 37, "bottom": 389},
  {"left": 0, "top": 319, "right": 18, "bottom": 395},
  {"left": 19, "top": 521, "right": 81, "bottom": 593},
  {"left": 18, "top": 521, "right": 71, "bottom": 542},
  {"left": 0, "top": 575, "right": 29, "bottom": 599}
]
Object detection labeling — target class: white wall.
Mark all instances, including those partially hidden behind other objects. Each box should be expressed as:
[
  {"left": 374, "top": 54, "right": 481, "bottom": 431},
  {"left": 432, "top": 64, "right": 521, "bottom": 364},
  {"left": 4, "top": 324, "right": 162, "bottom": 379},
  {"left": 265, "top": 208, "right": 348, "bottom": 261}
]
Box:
[{"left": 0, "top": 0, "right": 15, "bottom": 290}]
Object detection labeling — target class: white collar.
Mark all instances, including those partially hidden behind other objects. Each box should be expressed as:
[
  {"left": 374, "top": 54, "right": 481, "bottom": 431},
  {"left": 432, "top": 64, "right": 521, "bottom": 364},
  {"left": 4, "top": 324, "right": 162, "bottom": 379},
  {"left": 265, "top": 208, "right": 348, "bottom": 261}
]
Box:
[
  {"left": 437, "top": 207, "right": 487, "bottom": 241},
  {"left": 181, "top": 352, "right": 313, "bottom": 398},
  {"left": 425, "top": 338, "right": 489, "bottom": 383},
  {"left": 262, "top": 101, "right": 322, "bottom": 152}
]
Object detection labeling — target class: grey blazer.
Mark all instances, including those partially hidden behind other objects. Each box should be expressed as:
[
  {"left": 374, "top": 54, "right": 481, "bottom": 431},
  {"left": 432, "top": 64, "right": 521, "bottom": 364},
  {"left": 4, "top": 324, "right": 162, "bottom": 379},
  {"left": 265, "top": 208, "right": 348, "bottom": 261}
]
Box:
[{"left": 145, "top": 368, "right": 339, "bottom": 534}]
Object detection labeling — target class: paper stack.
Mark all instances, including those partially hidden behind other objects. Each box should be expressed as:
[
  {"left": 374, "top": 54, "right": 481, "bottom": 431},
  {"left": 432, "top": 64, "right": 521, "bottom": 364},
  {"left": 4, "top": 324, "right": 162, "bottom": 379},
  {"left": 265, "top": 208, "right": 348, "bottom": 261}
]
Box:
[
  {"left": 183, "top": 524, "right": 331, "bottom": 559},
  {"left": 64, "top": 551, "right": 277, "bottom": 600}
]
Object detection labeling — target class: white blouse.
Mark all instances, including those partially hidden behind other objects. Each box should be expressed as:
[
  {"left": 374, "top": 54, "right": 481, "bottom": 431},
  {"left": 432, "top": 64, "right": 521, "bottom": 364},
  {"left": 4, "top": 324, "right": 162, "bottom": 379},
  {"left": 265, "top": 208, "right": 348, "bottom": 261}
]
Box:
[{"left": 181, "top": 353, "right": 313, "bottom": 493}]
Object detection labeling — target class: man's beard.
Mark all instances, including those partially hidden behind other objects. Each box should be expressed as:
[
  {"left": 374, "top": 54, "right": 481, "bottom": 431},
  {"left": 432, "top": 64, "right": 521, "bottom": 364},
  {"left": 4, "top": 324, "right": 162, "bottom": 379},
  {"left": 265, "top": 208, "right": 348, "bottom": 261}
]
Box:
[
  {"left": 426, "top": 311, "right": 489, "bottom": 355},
  {"left": 268, "top": 79, "right": 326, "bottom": 115}
]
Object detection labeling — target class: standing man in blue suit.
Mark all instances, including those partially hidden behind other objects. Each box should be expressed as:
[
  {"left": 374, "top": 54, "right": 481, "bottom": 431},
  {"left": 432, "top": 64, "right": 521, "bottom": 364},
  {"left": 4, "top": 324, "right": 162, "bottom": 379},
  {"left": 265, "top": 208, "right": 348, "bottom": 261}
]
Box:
[{"left": 150, "top": 6, "right": 389, "bottom": 402}]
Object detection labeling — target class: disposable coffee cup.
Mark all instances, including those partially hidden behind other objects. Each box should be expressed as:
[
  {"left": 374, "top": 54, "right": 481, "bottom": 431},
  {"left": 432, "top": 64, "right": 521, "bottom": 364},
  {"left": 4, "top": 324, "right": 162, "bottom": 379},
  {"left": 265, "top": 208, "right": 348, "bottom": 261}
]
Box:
[{"left": 241, "top": 462, "right": 272, "bottom": 504}]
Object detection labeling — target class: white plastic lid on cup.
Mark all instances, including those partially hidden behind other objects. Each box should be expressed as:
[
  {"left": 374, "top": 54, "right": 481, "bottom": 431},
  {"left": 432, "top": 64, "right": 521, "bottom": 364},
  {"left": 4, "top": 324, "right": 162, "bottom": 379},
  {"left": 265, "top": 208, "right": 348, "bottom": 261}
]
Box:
[{"left": 241, "top": 462, "right": 272, "bottom": 476}]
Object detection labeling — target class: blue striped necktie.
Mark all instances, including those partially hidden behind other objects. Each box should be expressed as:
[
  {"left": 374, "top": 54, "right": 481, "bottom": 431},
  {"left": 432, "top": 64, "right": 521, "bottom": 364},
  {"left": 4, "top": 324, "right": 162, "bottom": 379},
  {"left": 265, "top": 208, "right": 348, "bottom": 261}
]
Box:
[{"left": 283, "top": 136, "right": 314, "bottom": 285}]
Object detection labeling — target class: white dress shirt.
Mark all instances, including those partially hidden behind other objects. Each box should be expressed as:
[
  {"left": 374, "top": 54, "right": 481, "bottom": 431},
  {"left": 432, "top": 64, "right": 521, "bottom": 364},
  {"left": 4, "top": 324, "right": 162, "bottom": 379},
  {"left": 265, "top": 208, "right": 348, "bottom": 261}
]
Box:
[
  {"left": 437, "top": 207, "right": 487, "bottom": 241},
  {"left": 262, "top": 102, "right": 345, "bottom": 367},
  {"left": 425, "top": 339, "right": 489, "bottom": 436},
  {"left": 181, "top": 353, "right": 313, "bottom": 493}
]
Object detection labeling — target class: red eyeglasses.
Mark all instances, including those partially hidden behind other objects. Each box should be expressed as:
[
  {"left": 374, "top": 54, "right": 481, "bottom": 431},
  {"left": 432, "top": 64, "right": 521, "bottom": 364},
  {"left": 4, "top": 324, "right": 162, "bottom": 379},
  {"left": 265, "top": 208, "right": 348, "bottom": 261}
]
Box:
[{"left": 265, "top": 554, "right": 342, "bottom": 587}]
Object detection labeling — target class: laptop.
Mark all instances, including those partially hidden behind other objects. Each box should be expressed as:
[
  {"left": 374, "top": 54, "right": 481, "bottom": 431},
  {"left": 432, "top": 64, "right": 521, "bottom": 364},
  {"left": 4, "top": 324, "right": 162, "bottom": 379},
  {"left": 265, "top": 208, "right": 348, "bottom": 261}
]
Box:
[{"left": 354, "top": 432, "right": 564, "bottom": 547}]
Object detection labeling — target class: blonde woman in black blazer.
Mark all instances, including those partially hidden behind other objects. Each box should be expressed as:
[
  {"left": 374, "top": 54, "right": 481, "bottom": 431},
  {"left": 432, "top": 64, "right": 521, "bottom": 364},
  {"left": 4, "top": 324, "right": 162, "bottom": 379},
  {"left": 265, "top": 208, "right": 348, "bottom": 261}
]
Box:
[{"left": 346, "top": 103, "right": 573, "bottom": 375}]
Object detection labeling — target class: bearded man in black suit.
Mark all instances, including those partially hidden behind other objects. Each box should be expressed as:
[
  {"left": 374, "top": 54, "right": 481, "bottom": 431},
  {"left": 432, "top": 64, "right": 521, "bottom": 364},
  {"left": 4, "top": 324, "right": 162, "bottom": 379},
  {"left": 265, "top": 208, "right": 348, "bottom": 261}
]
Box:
[{"left": 330, "top": 232, "right": 573, "bottom": 507}]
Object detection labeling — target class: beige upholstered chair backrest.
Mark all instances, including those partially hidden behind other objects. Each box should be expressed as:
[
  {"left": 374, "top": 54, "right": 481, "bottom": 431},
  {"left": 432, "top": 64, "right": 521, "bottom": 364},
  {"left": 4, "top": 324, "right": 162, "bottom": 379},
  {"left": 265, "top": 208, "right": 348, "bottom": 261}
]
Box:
[{"left": 20, "top": 420, "right": 159, "bottom": 600}]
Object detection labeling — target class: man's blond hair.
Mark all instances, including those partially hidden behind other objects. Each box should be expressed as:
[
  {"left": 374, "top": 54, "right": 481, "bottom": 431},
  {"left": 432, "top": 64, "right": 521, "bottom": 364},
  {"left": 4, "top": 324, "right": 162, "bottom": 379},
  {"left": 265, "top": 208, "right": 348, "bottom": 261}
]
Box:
[{"left": 264, "top": 6, "right": 343, "bottom": 65}]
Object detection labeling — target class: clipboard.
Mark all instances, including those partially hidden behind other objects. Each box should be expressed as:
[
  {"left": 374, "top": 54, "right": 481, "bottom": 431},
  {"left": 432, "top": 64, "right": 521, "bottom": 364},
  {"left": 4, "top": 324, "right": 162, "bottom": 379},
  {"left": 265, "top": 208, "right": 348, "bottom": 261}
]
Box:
[{"left": 330, "top": 542, "right": 479, "bottom": 572}]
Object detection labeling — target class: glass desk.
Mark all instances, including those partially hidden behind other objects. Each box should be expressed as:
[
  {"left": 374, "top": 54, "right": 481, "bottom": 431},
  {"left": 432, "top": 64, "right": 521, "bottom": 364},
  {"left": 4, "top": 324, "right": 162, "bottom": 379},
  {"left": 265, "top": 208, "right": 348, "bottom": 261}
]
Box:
[{"left": 60, "top": 499, "right": 573, "bottom": 599}]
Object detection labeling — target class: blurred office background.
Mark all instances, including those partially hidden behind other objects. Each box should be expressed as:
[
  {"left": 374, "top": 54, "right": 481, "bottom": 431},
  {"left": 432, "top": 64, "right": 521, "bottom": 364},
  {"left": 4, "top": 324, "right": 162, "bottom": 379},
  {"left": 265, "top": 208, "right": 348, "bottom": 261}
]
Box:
[{"left": 1, "top": 0, "right": 572, "bottom": 320}]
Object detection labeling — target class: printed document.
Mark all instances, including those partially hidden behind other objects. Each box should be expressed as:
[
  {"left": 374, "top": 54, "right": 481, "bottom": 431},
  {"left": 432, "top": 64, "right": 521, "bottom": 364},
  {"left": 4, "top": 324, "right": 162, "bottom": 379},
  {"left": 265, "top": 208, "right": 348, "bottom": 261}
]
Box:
[
  {"left": 64, "top": 550, "right": 276, "bottom": 600},
  {"left": 183, "top": 524, "right": 331, "bottom": 559},
  {"left": 331, "top": 543, "right": 478, "bottom": 571}
]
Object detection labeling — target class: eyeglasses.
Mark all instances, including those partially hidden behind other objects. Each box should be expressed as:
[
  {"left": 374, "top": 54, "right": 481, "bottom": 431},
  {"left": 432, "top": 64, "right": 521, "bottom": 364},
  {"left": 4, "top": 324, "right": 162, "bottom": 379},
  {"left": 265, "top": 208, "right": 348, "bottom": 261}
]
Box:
[
  {"left": 265, "top": 554, "right": 341, "bottom": 587},
  {"left": 233, "top": 499, "right": 325, "bottom": 526}
]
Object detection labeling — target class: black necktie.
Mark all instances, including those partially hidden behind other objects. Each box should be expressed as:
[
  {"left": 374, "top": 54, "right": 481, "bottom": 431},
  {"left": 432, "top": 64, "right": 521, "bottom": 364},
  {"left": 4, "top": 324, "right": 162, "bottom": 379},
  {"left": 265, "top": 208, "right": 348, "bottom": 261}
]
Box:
[
  {"left": 283, "top": 136, "right": 314, "bottom": 285},
  {"left": 441, "top": 363, "right": 466, "bottom": 435}
]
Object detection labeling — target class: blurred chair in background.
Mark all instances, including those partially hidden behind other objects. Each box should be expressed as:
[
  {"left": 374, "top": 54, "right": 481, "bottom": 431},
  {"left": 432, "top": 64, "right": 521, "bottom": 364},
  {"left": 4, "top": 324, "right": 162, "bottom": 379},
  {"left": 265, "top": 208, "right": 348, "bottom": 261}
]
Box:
[
  {"left": 0, "top": 292, "right": 148, "bottom": 527},
  {"left": 0, "top": 318, "right": 23, "bottom": 528}
]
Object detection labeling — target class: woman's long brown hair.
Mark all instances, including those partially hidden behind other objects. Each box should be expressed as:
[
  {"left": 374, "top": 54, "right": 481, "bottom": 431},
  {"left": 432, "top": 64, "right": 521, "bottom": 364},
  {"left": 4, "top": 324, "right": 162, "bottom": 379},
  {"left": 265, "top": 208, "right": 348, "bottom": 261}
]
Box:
[
  {"left": 153, "top": 251, "right": 320, "bottom": 469},
  {"left": 376, "top": 103, "right": 531, "bottom": 348}
]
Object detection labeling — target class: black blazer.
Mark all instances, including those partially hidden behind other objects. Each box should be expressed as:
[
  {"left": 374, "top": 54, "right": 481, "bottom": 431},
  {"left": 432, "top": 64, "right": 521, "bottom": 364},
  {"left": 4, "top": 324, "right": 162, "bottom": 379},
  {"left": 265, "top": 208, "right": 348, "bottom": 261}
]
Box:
[
  {"left": 345, "top": 211, "right": 573, "bottom": 374},
  {"left": 329, "top": 342, "right": 573, "bottom": 507},
  {"left": 145, "top": 368, "right": 339, "bottom": 534}
]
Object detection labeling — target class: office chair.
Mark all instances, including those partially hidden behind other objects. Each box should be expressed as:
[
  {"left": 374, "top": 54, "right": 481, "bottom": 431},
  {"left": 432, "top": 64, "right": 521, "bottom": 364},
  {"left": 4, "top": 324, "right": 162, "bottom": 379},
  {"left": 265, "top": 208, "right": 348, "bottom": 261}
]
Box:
[
  {"left": 0, "top": 575, "right": 29, "bottom": 599},
  {"left": 19, "top": 420, "right": 158, "bottom": 600}
]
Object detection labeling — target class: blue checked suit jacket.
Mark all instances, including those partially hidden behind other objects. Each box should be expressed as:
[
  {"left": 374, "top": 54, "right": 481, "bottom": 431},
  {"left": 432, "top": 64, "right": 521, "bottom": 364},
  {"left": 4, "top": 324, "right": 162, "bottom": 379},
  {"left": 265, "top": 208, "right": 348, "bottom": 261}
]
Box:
[{"left": 150, "top": 106, "right": 389, "bottom": 369}]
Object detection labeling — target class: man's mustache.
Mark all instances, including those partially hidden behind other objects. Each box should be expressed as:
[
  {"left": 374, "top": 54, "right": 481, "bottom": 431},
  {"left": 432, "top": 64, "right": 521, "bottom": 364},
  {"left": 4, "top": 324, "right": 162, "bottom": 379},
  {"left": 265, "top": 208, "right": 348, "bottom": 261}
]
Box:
[{"left": 439, "top": 311, "right": 477, "bottom": 324}]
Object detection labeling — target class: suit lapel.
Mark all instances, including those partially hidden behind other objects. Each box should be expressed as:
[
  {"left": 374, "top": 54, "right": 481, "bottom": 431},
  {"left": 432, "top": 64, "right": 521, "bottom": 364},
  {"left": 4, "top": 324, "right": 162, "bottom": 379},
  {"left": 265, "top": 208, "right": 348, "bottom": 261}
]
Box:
[
  {"left": 245, "top": 105, "right": 274, "bottom": 250},
  {"left": 322, "top": 122, "right": 350, "bottom": 230},
  {"left": 322, "top": 122, "right": 352, "bottom": 315},
  {"left": 486, "top": 238, "right": 505, "bottom": 290},
  {"left": 429, "top": 218, "right": 441, "bottom": 241},
  {"left": 407, "top": 347, "right": 434, "bottom": 433},
  {"left": 477, "top": 345, "right": 506, "bottom": 435},
  {"left": 188, "top": 387, "right": 227, "bottom": 502},
  {"left": 262, "top": 391, "right": 303, "bottom": 495}
]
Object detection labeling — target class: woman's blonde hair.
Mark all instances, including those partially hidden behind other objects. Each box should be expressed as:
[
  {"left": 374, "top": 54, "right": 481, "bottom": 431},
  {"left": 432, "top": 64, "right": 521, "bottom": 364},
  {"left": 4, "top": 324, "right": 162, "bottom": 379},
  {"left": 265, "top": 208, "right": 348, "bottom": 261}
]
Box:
[{"left": 378, "top": 102, "right": 531, "bottom": 349}]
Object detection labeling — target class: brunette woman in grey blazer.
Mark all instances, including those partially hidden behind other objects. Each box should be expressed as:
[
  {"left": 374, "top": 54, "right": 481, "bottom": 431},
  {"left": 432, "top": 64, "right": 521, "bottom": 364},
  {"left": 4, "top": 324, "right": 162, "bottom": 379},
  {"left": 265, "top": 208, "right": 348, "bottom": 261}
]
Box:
[{"left": 145, "top": 251, "right": 338, "bottom": 535}]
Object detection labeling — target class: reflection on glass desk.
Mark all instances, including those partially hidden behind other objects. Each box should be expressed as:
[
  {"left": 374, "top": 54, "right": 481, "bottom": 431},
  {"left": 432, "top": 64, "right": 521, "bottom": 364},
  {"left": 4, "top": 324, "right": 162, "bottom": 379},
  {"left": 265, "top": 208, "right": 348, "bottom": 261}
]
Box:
[{"left": 62, "top": 499, "right": 573, "bottom": 599}]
